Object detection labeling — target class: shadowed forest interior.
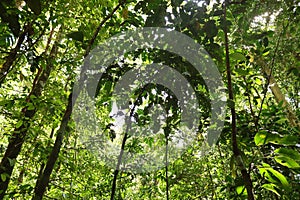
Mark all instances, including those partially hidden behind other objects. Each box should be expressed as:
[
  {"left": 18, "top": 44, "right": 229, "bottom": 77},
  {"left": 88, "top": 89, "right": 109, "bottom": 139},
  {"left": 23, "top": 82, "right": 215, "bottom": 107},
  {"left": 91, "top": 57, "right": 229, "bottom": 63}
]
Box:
[{"left": 0, "top": 0, "right": 300, "bottom": 199}]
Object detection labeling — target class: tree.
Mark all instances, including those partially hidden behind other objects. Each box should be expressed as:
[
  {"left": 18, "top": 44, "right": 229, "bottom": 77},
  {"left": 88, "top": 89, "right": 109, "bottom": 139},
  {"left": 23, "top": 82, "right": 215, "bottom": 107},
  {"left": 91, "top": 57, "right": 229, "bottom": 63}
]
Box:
[{"left": 0, "top": 0, "right": 299, "bottom": 199}]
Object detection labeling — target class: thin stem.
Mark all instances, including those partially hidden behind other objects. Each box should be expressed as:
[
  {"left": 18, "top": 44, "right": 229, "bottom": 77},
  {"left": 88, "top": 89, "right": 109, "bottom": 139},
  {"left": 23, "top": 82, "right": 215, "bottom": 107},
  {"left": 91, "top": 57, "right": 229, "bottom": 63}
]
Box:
[
  {"left": 165, "top": 131, "right": 169, "bottom": 200},
  {"left": 110, "top": 84, "right": 149, "bottom": 200},
  {"left": 223, "top": 1, "right": 255, "bottom": 199},
  {"left": 255, "top": 21, "right": 289, "bottom": 125}
]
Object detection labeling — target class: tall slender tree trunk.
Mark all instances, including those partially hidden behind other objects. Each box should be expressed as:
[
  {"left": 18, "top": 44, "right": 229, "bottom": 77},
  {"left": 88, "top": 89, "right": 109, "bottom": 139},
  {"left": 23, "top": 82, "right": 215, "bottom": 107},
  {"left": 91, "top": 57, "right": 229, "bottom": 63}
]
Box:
[
  {"left": 32, "top": 94, "right": 73, "bottom": 200},
  {"left": 0, "top": 24, "right": 32, "bottom": 86},
  {"left": 0, "top": 28, "right": 58, "bottom": 199},
  {"left": 223, "top": 2, "right": 255, "bottom": 200},
  {"left": 32, "top": 2, "right": 125, "bottom": 199},
  {"left": 258, "top": 58, "right": 300, "bottom": 130}
]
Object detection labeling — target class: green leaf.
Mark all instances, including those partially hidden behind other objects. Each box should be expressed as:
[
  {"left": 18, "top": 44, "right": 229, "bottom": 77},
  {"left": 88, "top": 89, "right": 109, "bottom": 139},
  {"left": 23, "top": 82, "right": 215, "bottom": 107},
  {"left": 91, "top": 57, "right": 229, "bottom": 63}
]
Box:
[
  {"left": 255, "top": 78, "right": 262, "bottom": 85},
  {"left": 67, "top": 31, "right": 84, "bottom": 42},
  {"left": 1, "top": 173, "right": 6, "bottom": 182},
  {"left": 19, "top": 184, "right": 33, "bottom": 191},
  {"left": 280, "top": 135, "right": 298, "bottom": 146},
  {"left": 26, "top": 0, "right": 41, "bottom": 15},
  {"left": 29, "top": 95, "right": 37, "bottom": 100},
  {"left": 267, "top": 168, "right": 290, "bottom": 189},
  {"left": 144, "top": 137, "right": 154, "bottom": 148},
  {"left": 27, "top": 103, "right": 35, "bottom": 110},
  {"left": 274, "top": 148, "right": 300, "bottom": 169},
  {"left": 230, "top": 52, "right": 246, "bottom": 61},
  {"left": 8, "top": 158, "right": 15, "bottom": 167},
  {"left": 254, "top": 131, "right": 295, "bottom": 146},
  {"left": 274, "top": 155, "right": 300, "bottom": 169},
  {"left": 259, "top": 165, "right": 290, "bottom": 190},
  {"left": 0, "top": 99, "right": 10, "bottom": 106},
  {"left": 275, "top": 118, "right": 287, "bottom": 125},
  {"left": 254, "top": 130, "right": 268, "bottom": 146},
  {"left": 236, "top": 185, "right": 247, "bottom": 196},
  {"left": 262, "top": 50, "right": 270, "bottom": 56},
  {"left": 275, "top": 148, "right": 300, "bottom": 161},
  {"left": 262, "top": 183, "right": 280, "bottom": 196},
  {"left": 16, "top": 120, "right": 23, "bottom": 129}
]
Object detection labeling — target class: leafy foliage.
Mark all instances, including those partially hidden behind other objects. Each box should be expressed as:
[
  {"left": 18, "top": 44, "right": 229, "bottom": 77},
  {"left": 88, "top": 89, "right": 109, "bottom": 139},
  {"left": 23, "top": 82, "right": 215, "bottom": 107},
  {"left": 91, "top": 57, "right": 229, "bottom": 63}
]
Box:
[{"left": 0, "top": 0, "right": 299, "bottom": 199}]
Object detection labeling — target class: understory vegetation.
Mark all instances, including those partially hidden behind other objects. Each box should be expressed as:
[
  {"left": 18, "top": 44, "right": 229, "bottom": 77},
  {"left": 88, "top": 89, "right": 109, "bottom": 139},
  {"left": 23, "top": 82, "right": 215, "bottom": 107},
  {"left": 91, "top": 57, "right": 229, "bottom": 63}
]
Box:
[{"left": 0, "top": 0, "right": 300, "bottom": 199}]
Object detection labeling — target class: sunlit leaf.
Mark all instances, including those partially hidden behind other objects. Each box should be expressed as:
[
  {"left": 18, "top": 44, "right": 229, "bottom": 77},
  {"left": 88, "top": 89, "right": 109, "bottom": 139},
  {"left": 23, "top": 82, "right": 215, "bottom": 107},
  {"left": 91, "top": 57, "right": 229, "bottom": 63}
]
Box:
[
  {"left": 236, "top": 185, "right": 247, "bottom": 196},
  {"left": 275, "top": 148, "right": 300, "bottom": 161},
  {"left": 274, "top": 155, "right": 300, "bottom": 169},
  {"left": 254, "top": 130, "right": 268, "bottom": 146},
  {"left": 262, "top": 183, "right": 280, "bottom": 196},
  {"left": 259, "top": 164, "right": 290, "bottom": 190}
]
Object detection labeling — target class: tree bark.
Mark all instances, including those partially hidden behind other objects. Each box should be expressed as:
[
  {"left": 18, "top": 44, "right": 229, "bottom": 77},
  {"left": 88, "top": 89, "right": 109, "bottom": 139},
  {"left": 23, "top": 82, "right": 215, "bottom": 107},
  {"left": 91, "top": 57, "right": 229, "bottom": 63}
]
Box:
[
  {"left": 0, "top": 24, "right": 32, "bottom": 86},
  {"left": 32, "top": 94, "right": 72, "bottom": 200},
  {"left": 0, "top": 29, "right": 58, "bottom": 199},
  {"left": 258, "top": 58, "right": 300, "bottom": 130},
  {"left": 32, "top": 2, "right": 126, "bottom": 199}
]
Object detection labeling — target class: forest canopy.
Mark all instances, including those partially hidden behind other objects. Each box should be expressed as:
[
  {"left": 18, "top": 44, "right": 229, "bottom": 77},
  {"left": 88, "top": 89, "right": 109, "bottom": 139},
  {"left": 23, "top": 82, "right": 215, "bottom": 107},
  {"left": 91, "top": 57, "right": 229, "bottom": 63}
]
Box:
[{"left": 0, "top": 0, "right": 300, "bottom": 199}]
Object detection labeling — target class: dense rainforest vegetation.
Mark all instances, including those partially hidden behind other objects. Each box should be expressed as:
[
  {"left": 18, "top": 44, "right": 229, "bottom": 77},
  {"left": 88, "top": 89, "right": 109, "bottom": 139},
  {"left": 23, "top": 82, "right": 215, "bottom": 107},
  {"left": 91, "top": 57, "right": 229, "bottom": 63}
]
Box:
[{"left": 0, "top": 0, "right": 300, "bottom": 199}]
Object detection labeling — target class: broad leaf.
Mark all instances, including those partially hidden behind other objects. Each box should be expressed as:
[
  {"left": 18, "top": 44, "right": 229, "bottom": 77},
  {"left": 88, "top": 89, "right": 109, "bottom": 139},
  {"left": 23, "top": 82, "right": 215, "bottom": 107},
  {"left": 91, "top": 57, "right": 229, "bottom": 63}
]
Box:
[
  {"left": 262, "top": 183, "right": 280, "bottom": 196},
  {"left": 236, "top": 185, "right": 247, "bottom": 196},
  {"left": 274, "top": 148, "right": 300, "bottom": 168},
  {"left": 259, "top": 164, "right": 290, "bottom": 190},
  {"left": 275, "top": 148, "right": 300, "bottom": 161},
  {"left": 274, "top": 155, "right": 300, "bottom": 169}
]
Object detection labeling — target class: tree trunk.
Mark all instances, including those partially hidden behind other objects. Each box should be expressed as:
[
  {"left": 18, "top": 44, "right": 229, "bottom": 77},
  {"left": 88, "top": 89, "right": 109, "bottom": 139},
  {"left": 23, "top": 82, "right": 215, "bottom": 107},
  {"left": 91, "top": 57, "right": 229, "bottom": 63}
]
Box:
[
  {"left": 32, "top": 3, "right": 125, "bottom": 199},
  {"left": 258, "top": 58, "right": 300, "bottom": 130},
  {"left": 0, "top": 29, "right": 58, "bottom": 198},
  {"left": 32, "top": 94, "right": 72, "bottom": 200},
  {"left": 0, "top": 24, "right": 31, "bottom": 86},
  {"left": 223, "top": 2, "right": 255, "bottom": 200}
]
